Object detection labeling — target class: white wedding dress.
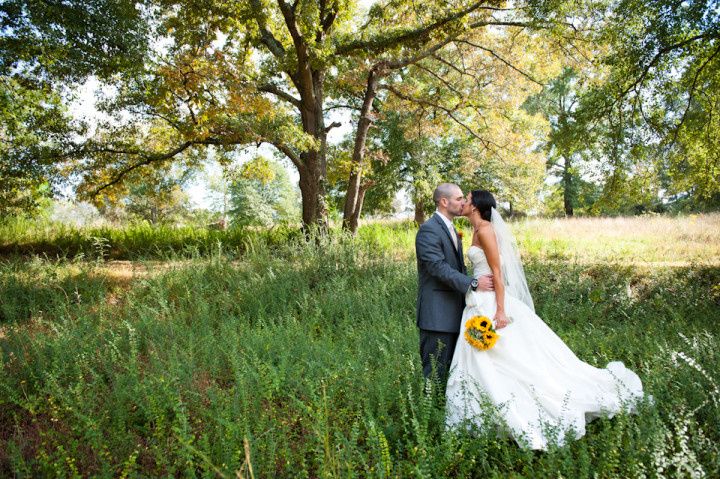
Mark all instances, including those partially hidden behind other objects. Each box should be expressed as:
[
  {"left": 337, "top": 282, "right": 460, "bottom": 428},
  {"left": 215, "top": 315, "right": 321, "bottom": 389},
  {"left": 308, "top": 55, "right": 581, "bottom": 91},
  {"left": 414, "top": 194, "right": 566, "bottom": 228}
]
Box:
[{"left": 445, "top": 245, "right": 644, "bottom": 450}]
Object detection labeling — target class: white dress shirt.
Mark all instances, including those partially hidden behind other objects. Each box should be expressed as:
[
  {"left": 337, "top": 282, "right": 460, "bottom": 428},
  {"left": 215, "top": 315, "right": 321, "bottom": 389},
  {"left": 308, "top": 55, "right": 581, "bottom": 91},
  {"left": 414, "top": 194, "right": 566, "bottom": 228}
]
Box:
[{"left": 435, "top": 210, "right": 458, "bottom": 250}]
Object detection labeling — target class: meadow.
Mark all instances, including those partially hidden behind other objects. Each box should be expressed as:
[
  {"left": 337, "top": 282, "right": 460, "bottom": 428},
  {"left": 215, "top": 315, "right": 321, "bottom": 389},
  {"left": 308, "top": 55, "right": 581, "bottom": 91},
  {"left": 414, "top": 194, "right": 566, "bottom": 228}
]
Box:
[{"left": 0, "top": 214, "right": 718, "bottom": 478}]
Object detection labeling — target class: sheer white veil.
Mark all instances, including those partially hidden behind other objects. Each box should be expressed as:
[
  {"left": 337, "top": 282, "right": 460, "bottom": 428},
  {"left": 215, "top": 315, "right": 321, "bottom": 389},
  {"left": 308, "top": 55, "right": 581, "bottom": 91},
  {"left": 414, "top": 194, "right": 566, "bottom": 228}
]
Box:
[{"left": 491, "top": 208, "right": 535, "bottom": 312}]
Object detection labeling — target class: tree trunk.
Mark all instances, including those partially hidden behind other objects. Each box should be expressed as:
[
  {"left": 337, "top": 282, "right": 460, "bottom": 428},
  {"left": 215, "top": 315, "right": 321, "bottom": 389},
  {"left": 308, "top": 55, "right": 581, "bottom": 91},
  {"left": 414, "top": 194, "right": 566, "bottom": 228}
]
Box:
[
  {"left": 562, "top": 156, "right": 574, "bottom": 217},
  {"left": 346, "top": 183, "right": 370, "bottom": 233},
  {"left": 414, "top": 199, "right": 426, "bottom": 225},
  {"left": 297, "top": 155, "right": 328, "bottom": 232},
  {"left": 342, "top": 69, "right": 380, "bottom": 233},
  {"left": 293, "top": 69, "right": 329, "bottom": 231},
  {"left": 275, "top": 2, "right": 330, "bottom": 232}
]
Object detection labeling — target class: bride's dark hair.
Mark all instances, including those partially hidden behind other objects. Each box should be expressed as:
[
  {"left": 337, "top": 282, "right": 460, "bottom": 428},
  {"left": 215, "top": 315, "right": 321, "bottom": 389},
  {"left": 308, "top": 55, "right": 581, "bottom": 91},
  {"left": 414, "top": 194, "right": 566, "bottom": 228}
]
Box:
[{"left": 471, "top": 190, "right": 496, "bottom": 221}]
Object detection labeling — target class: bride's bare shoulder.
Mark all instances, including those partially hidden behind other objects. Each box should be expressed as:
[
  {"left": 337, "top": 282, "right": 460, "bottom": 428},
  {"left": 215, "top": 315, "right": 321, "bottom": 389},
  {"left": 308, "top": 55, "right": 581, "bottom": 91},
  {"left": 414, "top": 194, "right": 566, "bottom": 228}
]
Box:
[
  {"left": 471, "top": 221, "right": 494, "bottom": 246},
  {"left": 474, "top": 221, "right": 494, "bottom": 235},
  {"left": 474, "top": 222, "right": 497, "bottom": 246}
]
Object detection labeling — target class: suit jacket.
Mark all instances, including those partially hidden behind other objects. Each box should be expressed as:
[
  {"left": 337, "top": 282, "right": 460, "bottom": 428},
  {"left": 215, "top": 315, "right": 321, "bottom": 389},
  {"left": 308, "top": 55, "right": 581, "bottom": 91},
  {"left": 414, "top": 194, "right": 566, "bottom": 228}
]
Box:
[{"left": 415, "top": 212, "right": 472, "bottom": 333}]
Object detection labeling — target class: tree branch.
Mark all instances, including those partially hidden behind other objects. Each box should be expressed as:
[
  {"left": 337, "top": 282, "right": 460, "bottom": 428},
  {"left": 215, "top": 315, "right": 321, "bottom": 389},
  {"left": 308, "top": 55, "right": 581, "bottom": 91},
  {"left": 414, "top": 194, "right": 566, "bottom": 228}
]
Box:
[
  {"left": 430, "top": 53, "right": 473, "bottom": 78},
  {"left": 136, "top": 109, "right": 185, "bottom": 132},
  {"left": 325, "top": 121, "right": 341, "bottom": 133},
  {"left": 278, "top": 0, "right": 303, "bottom": 47},
  {"left": 457, "top": 39, "right": 545, "bottom": 86},
  {"left": 325, "top": 103, "right": 361, "bottom": 111},
  {"left": 88, "top": 138, "right": 231, "bottom": 196},
  {"left": 335, "top": 1, "right": 489, "bottom": 56},
  {"left": 317, "top": 0, "right": 338, "bottom": 43},
  {"left": 615, "top": 31, "right": 720, "bottom": 106},
  {"left": 467, "top": 20, "right": 536, "bottom": 30},
  {"left": 277, "top": 0, "right": 315, "bottom": 103},
  {"left": 415, "top": 63, "right": 465, "bottom": 98},
  {"left": 381, "top": 84, "right": 504, "bottom": 153},
  {"left": 258, "top": 83, "right": 301, "bottom": 107},
  {"left": 381, "top": 34, "right": 458, "bottom": 70},
  {"left": 666, "top": 42, "right": 720, "bottom": 151},
  {"left": 269, "top": 140, "right": 303, "bottom": 168},
  {"left": 90, "top": 141, "right": 193, "bottom": 195},
  {"left": 249, "top": 0, "right": 287, "bottom": 60}
]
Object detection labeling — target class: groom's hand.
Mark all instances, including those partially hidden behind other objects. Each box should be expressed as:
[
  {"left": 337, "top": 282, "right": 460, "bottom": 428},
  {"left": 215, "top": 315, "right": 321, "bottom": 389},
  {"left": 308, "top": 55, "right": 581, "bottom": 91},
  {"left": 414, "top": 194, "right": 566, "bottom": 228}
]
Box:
[{"left": 476, "top": 275, "right": 494, "bottom": 291}]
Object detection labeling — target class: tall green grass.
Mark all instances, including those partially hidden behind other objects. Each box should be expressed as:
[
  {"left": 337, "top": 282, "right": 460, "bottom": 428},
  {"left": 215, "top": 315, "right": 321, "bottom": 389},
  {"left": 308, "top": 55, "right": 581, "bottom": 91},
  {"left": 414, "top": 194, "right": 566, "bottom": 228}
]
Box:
[
  {"left": 0, "top": 216, "right": 301, "bottom": 260},
  {"left": 0, "top": 217, "right": 718, "bottom": 477}
]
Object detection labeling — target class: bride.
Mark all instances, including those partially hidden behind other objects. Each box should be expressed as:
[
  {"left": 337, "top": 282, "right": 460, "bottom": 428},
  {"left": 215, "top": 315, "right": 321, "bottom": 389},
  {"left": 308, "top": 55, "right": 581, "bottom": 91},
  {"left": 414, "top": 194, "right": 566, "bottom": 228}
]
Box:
[{"left": 445, "top": 190, "right": 645, "bottom": 450}]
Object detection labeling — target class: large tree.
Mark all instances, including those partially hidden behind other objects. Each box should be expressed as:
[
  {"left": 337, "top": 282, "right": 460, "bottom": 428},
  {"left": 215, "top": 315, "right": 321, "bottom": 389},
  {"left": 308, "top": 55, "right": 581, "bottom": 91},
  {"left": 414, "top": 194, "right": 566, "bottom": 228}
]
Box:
[
  {"left": 59, "top": 0, "right": 573, "bottom": 231},
  {"left": 0, "top": 0, "right": 148, "bottom": 215},
  {"left": 327, "top": 110, "right": 466, "bottom": 224},
  {"left": 523, "top": 67, "right": 590, "bottom": 216},
  {"left": 335, "top": 17, "right": 556, "bottom": 228},
  {"left": 123, "top": 168, "right": 194, "bottom": 225},
  {"left": 587, "top": 0, "right": 720, "bottom": 206},
  {"left": 228, "top": 156, "right": 300, "bottom": 227},
  {"left": 0, "top": 77, "right": 72, "bottom": 215}
]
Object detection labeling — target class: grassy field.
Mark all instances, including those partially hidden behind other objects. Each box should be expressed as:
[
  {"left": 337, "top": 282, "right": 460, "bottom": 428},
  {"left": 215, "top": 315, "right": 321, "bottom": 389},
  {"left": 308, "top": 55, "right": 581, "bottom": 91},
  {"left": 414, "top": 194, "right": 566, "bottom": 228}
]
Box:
[
  {"left": 1, "top": 214, "right": 718, "bottom": 477},
  {"left": 0, "top": 216, "right": 301, "bottom": 260}
]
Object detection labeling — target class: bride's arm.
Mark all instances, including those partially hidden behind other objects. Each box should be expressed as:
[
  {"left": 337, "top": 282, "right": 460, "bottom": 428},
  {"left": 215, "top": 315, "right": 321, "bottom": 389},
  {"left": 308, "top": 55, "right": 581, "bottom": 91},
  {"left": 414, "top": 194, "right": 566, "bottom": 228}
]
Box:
[{"left": 476, "top": 224, "right": 510, "bottom": 329}]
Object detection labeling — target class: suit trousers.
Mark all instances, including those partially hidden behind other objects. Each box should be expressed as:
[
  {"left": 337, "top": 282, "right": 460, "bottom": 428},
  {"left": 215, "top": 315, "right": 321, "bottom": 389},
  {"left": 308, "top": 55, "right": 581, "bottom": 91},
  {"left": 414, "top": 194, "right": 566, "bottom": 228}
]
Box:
[{"left": 419, "top": 329, "right": 459, "bottom": 382}]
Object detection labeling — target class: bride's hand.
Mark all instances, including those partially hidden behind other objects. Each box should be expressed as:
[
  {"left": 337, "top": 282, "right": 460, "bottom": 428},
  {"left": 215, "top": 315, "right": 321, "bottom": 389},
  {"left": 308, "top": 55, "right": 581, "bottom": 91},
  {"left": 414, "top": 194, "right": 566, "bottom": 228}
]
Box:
[
  {"left": 476, "top": 274, "right": 494, "bottom": 292},
  {"left": 494, "top": 311, "right": 510, "bottom": 329}
]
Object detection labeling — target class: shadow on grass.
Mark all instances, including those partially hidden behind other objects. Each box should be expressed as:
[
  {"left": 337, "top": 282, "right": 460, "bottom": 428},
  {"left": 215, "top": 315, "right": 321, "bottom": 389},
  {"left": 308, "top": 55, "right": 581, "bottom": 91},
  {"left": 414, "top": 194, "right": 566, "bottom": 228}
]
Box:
[{"left": 0, "top": 259, "right": 122, "bottom": 325}]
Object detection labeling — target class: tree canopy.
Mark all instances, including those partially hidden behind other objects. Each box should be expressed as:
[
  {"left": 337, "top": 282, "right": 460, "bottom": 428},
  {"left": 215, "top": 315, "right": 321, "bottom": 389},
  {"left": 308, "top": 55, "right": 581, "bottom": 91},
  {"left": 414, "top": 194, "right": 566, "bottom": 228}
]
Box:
[
  {"left": 586, "top": 0, "right": 720, "bottom": 208},
  {"left": 229, "top": 156, "right": 300, "bottom": 227},
  {"left": 24, "top": 0, "right": 572, "bottom": 229},
  {"left": 1, "top": 0, "right": 718, "bottom": 225},
  {"left": 0, "top": 77, "right": 73, "bottom": 215}
]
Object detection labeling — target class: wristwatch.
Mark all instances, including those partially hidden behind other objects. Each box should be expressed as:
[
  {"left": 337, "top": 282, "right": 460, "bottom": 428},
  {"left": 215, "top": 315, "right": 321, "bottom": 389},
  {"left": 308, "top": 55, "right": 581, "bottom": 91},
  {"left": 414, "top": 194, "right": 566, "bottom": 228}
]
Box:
[{"left": 470, "top": 278, "right": 479, "bottom": 291}]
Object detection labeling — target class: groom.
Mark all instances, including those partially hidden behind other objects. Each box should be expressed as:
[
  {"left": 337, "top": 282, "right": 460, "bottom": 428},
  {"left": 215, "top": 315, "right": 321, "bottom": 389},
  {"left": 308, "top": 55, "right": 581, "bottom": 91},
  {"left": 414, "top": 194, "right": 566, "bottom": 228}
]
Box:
[{"left": 415, "top": 183, "right": 493, "bottom": 382}]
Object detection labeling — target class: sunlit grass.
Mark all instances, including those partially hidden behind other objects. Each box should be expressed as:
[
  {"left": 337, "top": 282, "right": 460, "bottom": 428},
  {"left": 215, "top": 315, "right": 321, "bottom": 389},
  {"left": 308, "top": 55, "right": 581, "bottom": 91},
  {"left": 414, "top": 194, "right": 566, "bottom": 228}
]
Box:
[
  {"left": 0, "top": 216, "right": 300, "bottom": 260},
  {"left": 512, "top": 213, "right": 720, "bottom": 264}
]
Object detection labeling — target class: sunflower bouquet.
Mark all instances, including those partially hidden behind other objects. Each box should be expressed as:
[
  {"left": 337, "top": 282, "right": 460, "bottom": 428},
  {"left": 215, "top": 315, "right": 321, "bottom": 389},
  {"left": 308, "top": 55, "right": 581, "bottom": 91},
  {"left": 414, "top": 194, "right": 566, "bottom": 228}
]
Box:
[{"left": 464, "top": 315, "right": 499, "bottom": 351}]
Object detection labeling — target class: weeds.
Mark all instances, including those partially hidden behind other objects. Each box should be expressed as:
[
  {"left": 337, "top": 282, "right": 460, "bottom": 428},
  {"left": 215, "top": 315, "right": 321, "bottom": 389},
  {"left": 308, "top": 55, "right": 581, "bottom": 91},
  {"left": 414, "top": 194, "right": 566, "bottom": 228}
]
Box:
[{"left": 0, "top": 216, "right": 718, "bottom": 477}]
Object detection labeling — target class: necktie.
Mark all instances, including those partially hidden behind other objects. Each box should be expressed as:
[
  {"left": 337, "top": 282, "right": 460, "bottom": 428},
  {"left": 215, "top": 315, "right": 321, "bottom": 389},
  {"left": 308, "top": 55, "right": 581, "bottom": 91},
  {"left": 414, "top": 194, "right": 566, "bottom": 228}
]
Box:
[{"left": 450, "top": 226, "right": 458, "bottom": 250}]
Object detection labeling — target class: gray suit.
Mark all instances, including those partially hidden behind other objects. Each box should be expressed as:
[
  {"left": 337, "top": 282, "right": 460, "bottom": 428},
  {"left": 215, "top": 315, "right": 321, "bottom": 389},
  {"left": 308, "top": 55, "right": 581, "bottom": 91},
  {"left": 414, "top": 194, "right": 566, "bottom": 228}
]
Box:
[{"left": 415, "top": 213, "right": 472, "bottom": 380}]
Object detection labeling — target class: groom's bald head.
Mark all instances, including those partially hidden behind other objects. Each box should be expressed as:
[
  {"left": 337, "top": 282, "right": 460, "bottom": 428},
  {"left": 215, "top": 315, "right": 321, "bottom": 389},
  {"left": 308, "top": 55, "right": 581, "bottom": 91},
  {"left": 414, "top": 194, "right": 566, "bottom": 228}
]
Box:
[{"left": 433, "top": 183, "right": 461, "bottom": 206}]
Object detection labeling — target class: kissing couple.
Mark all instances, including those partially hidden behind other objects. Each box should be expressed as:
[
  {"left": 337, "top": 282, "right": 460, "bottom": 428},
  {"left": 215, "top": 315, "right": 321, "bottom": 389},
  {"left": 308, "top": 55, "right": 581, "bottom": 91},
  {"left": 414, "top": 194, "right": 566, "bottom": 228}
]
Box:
[{"left": 415, "top": 183, "right": 645, "bottom": 450}]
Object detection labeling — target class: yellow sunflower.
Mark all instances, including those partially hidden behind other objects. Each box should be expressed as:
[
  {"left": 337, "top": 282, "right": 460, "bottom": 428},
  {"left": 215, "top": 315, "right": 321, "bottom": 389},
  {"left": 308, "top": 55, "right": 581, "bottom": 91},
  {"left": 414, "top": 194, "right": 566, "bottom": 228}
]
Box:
[{"left": 464, "top": 315, "right": 499, "bottom": 351}]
